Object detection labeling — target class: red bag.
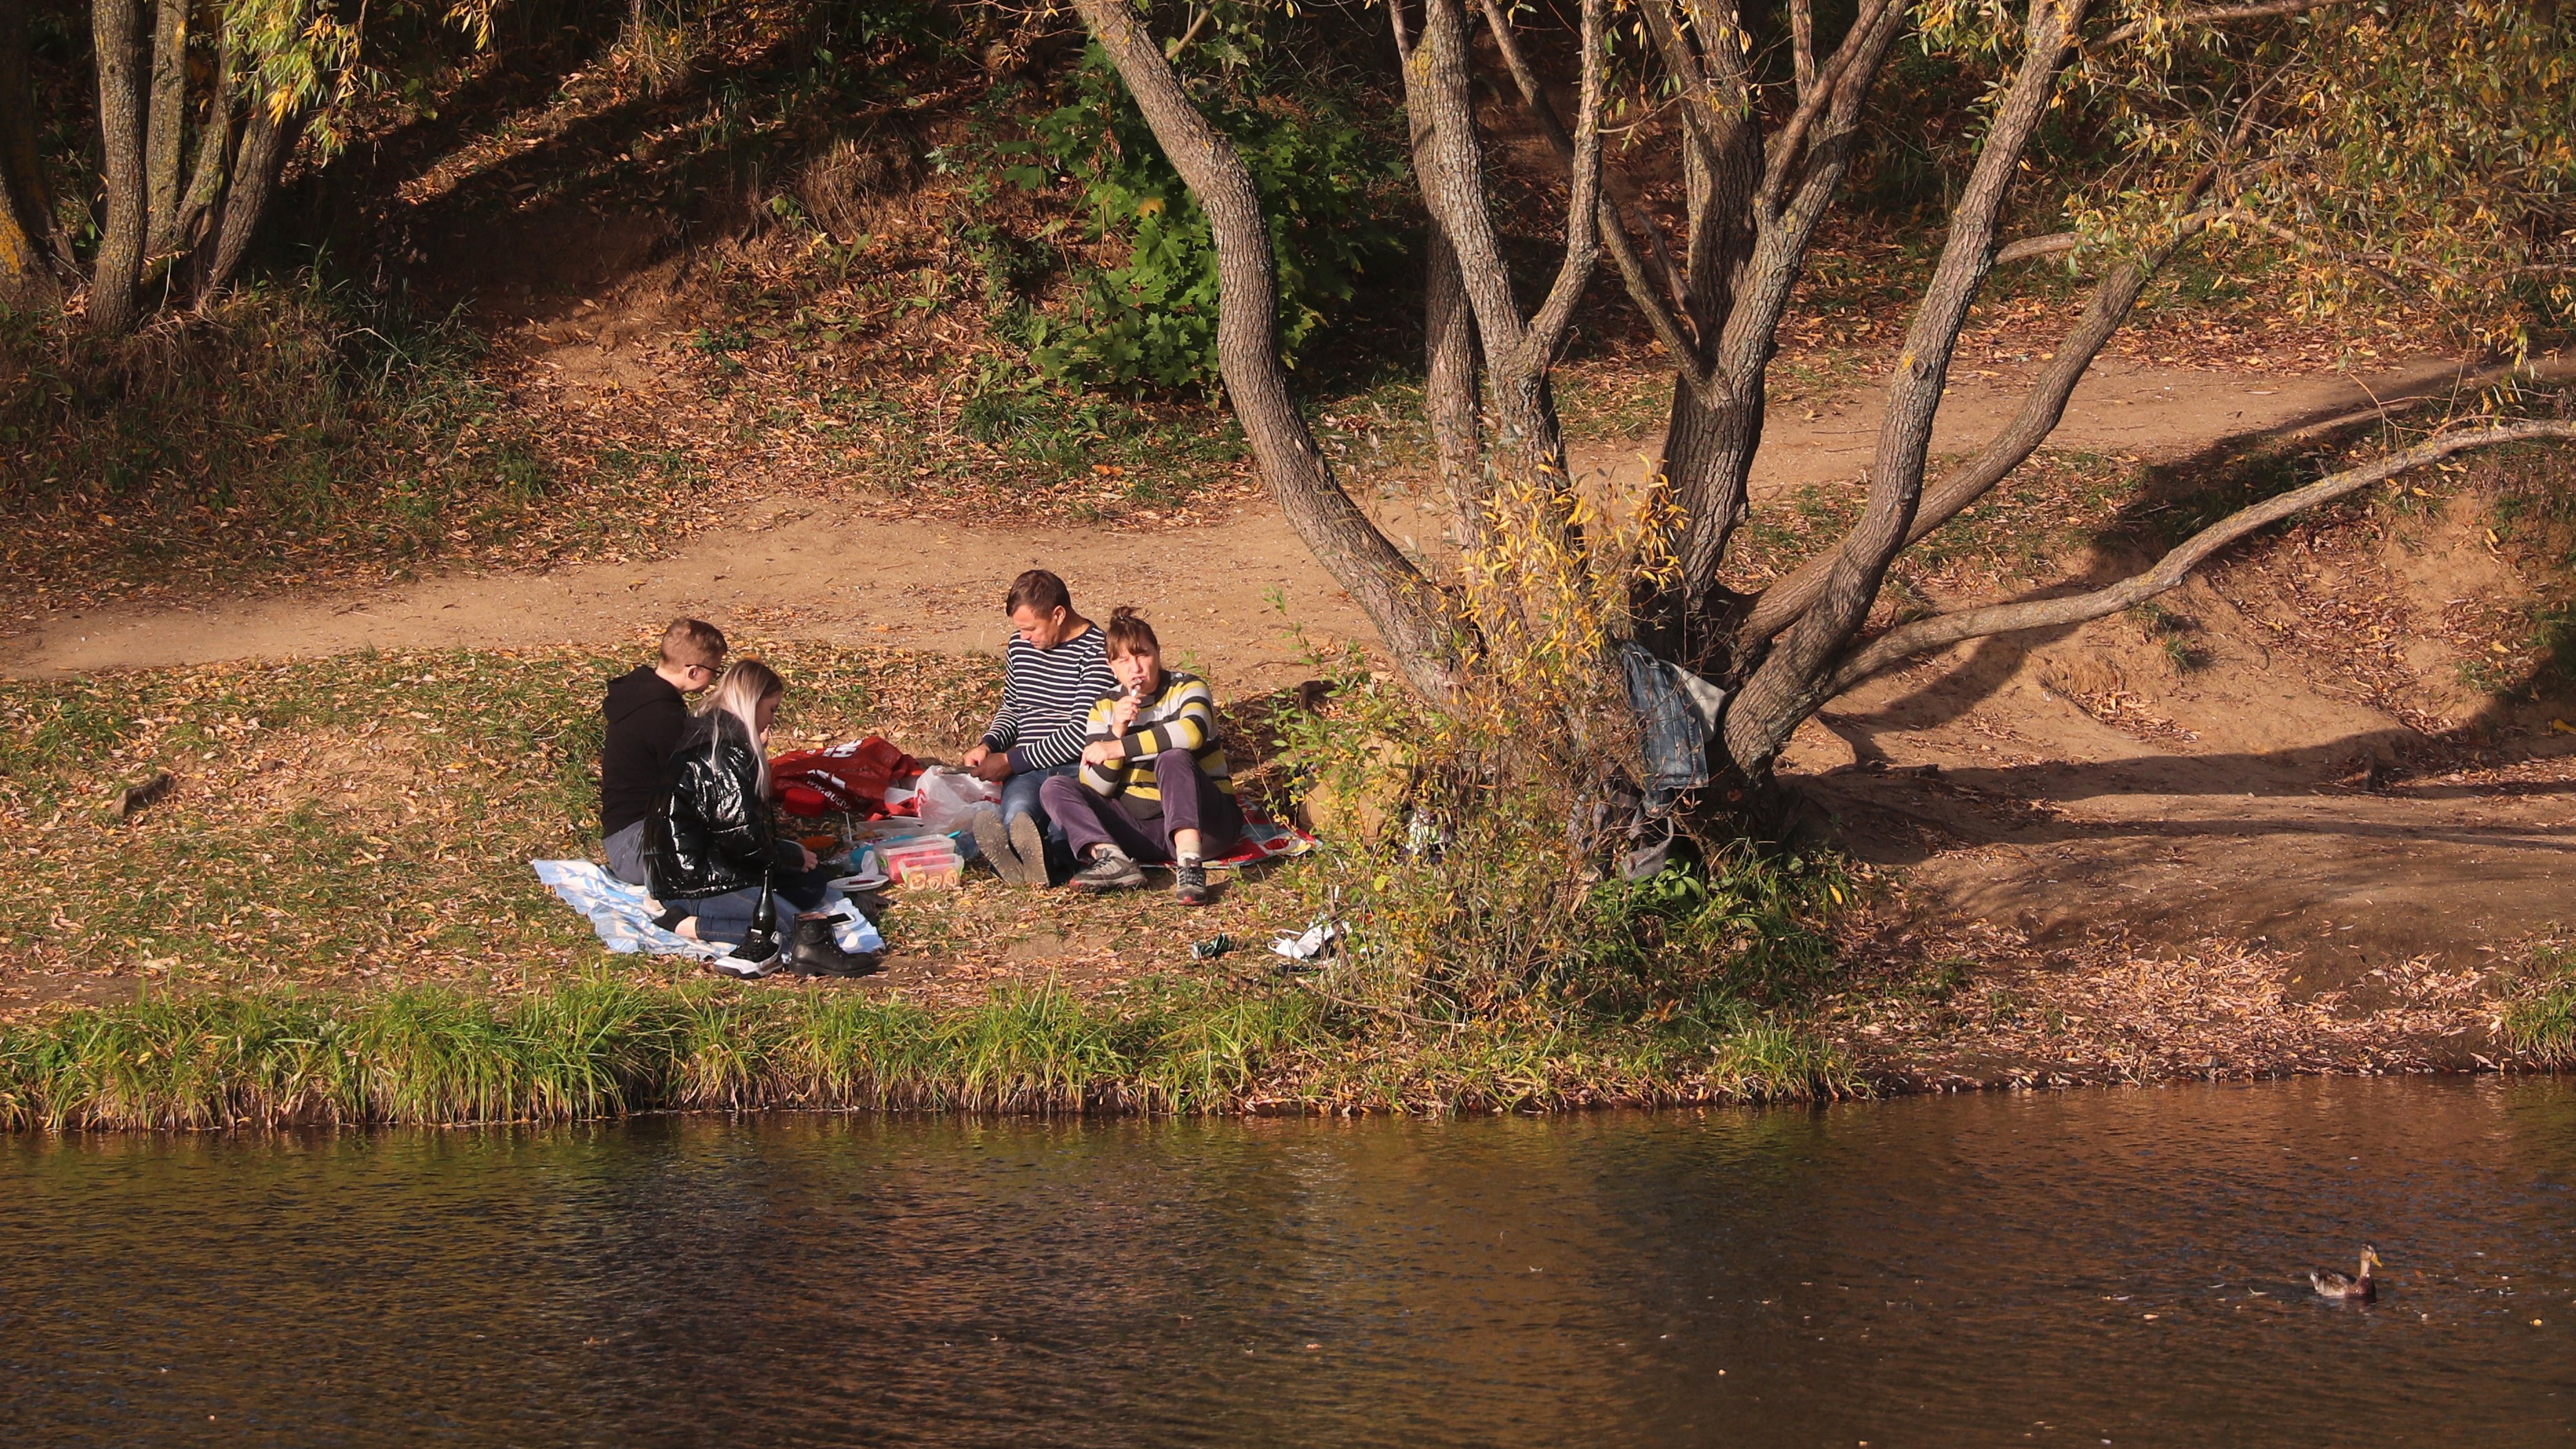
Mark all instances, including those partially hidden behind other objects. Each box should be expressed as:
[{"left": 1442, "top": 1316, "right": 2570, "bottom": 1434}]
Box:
[{"left": 768, "top": 737, "right": 921, "bottom": 818}]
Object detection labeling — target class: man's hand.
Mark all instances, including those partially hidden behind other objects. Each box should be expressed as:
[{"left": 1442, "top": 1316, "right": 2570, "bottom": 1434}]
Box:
[
  {"left": 961, "top": 743, "right": 991, "bottom": 771},
  {"left": 1081, "top": 739, "right": 1122, "bottom": 767},
  {"left": 797, "top": 844, "right": 819, "bottom": 872},
  {"left": 970, "top": 751, "right": 1013, "bottom": 783}
]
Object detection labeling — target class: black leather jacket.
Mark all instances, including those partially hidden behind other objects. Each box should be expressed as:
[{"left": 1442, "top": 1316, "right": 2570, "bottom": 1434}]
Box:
[{"left": 644, "top": 713, "right": 797, "bottom": 901}]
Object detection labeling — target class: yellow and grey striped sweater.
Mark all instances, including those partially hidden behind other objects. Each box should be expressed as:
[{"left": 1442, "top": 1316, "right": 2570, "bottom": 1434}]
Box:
[{"left": 1077, "top": 670, "right": 1234, "bottom": 810}]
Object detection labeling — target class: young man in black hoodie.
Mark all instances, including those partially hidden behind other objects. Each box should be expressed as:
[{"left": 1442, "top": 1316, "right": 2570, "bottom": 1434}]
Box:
[{"left": 601, "top": 619, "right": 728, "bottom": 885}]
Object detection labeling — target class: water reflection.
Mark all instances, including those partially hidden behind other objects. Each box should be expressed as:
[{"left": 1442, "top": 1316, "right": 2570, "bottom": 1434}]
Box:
[{"left": 3, "top": 1078, "right": 2570, "bottom": 1444}]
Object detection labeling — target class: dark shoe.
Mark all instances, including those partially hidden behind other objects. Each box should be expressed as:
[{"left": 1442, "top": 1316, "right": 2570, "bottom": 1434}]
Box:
[
  {"left": 972, "top": 810, "right": 1032, "bottom": 887},
  {"left": 1172, "top": 862, "right": 1212, "bottom": 907},
  {"left": 1069, "top": 847, "right": 1146, "bottom": 892},
  {"left": 1010, "top": 813, "right": 1050, "bottom": 887},
  {"left": 789, "top": 916, "right": 881, "bottom": 977}
]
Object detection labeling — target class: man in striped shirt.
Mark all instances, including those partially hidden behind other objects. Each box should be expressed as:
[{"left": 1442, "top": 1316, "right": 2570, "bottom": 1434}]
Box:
[
  {"left": 963, "top": 570, "right": 1120, "bottom": 888},
  {"left": 1039, "top": 606, "right": 1241, "bottom": 906}
]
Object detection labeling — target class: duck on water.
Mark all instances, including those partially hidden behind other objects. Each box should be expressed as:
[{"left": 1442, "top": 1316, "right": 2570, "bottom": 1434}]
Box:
[{"left": 2311, "top": 1246, "right": 2384, "bottom": 1303}]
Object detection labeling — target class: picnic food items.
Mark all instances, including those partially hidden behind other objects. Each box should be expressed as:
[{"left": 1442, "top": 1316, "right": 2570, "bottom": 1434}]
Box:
[{"left": 881, "top": 835, "right": 965, "bottom": 888}]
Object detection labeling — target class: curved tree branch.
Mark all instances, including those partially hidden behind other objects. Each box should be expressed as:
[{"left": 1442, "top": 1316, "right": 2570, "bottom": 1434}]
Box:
[
  {"left": 2096, "top": 0, "right": 2349, "bottom": 49},
  {"left": 1995, "top": 232, "right": 2081, "bottom": 264},
  {"left": 1478, "top": 0, "right": 1725, "bottom": 404},
  {"left": 1822, "top": 422, "right": 2576, "bottom": 694},
  {"left": 1519, "top": 0, "right": 1606, "bottom": 367},
  {"left": 1739, "top": 207, "right": 2229, "bottom": 649},
  {"left": 1725, "top": 0, "right": 2093, "bottom": 774},
  {"left": 1072, "top": 0, "right": 1460, "bottom": 693}
]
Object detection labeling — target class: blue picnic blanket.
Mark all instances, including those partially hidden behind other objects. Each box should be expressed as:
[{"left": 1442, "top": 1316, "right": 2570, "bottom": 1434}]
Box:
[{"left": 531, "top": 860, "right": 885, "bottom": 958}]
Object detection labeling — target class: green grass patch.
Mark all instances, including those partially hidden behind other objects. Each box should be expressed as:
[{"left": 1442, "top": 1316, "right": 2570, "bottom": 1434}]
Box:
[
  {"left": 0, "top": 970, "right": 1857, "bottom": 1130},
  {"left": 0, "top": 644, "right": 1002, "bottom": 993},
  {"left": 2499, "top": 944, "right": 2576, "bottom": 1067},
  {"left": 5, "top": 641, "right": 1869, "bottom": 1124}
]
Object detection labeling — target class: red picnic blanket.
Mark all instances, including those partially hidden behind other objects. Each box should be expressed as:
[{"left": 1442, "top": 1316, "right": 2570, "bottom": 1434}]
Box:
[{"left": 1207, "top": 816, "right": 1317, "bottom": 871}]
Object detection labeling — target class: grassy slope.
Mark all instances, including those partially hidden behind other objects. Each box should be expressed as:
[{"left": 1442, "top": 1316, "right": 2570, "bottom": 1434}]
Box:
[{"left": 0, "top": 641, "right": 1870, "bottom": 1124}]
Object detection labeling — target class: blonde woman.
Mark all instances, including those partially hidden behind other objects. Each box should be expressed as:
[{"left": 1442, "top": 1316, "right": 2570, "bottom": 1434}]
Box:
[
  {"left": 643, "top": 659, "right": 877, "bottom": 976},
  {"left": 1037, "top": 608, "right": 1241, "bottom": 906}
]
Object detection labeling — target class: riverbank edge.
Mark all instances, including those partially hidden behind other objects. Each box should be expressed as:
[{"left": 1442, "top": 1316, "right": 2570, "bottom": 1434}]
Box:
[{"left": 2, "top": 976, "right": 2559, "bottom": 1131}]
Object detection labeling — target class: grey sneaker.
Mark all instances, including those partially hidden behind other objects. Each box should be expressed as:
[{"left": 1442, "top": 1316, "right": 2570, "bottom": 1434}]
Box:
[
  {"left": 972, "top": 809, "right": 1030, "bottom": 887},
  {"left": 1069, "top": 847, "right": 1146, "bottom": 892},
  {"left": 1009, "top": 813, "right": 1050, "bottom": 887},
  {"left": 1172, "top": 862, "right": 1212, "bottom": 907}
]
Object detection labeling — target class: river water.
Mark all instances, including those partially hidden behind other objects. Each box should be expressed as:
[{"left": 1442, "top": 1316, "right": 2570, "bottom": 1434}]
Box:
[{"left": 4, "top": 1078, "right": 2570, "bottom": 1446}]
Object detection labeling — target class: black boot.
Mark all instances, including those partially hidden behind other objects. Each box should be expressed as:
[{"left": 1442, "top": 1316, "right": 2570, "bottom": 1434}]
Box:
[{"left": 789, "top": 916, "right": 882, "bottom": 978}]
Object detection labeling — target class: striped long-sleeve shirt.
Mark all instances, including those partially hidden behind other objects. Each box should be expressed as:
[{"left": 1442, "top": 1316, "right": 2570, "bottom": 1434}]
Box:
[
  {"left": 1076, "top": 670, "right": 1234, "bottom": 808},
  {"left": 981, "top": 626, "right": 1120, "bottom": 773}
]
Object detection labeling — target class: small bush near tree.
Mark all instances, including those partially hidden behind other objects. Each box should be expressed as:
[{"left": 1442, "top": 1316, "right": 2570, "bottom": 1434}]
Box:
[{"left": 992, "top": 38, "right": 1405, "bottom": 391}]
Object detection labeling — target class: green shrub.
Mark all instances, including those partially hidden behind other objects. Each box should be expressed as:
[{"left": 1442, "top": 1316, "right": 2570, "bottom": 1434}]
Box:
[
  {"left": 2500, "top": 945, "right": 2576, "bottom": 1067},
  {"left": 999, "top": 40, "right": 1404, "bottom": 391}
]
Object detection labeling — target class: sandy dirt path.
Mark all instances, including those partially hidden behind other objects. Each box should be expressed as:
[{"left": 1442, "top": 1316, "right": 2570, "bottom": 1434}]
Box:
[{"left": 10, "top": 358, "right": 2435, "bottom": 690}]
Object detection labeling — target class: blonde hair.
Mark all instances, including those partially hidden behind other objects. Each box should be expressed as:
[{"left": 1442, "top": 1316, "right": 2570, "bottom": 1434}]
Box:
[{"left": 697, "top": 658, "right": 785, "bottom": 792}]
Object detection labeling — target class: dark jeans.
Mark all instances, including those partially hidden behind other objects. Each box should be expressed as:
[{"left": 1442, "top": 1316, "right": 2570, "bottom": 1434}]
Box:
[
  {"left": 1001, "top": 761, "right": 1080, "bottom": 882},
  {"left": 679, "top": 863, "right": 838, "bottom": 945},
  {"left": 1041, "top": 753, "right": 1243, "bottom": 865}
]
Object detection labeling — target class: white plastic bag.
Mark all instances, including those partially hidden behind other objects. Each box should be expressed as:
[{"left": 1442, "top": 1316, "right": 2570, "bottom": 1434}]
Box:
[{"left": 913, "top": 768, "right": 1002, "bottom": 832}]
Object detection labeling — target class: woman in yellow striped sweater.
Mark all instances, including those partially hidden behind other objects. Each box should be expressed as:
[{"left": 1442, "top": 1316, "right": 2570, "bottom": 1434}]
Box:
[{"left": 1037, "top": 607, "right": 1242, "bottom": 906}]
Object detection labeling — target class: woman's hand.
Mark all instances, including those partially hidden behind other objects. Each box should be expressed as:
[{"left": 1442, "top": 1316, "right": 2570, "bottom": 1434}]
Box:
[
  {"left": 797, "top": 844, "right": 819, "bottom": 872},
  {"left": 1081, "top": 739, "right": 1122, "bottom": 767},
  {"left": 1109, "top": 692, "right": 1141, "bottom": 734}
]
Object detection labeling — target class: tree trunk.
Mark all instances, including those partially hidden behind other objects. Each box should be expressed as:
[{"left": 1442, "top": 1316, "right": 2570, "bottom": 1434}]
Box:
[
  {"left": 195, "top": 98, "right": 303, "bottom": 303},
  {"left": 141, "top": 0, "right": 188, "bottom": 264},
  {"left": 1624, "top": 0, "right": 1905, "bottom": 659},
  {"left": 173, "top": 35, "right": 234, "bottom": 254},
  {"left": 0, "top": 161, "right": 42, "bottom": 307},
  {"left": 1071, "top": 0, "right": 1460, "bottom": 695},
  {"left": 89, "top": 0, "right": 152, "bottom": 333},
  {"left": 1423, "top": 224, "right": 1486, "bottom": 553},
  {"left": 0, "top": 0, "right": 59, "bottom": 303},
  {"left": 1723, "top": 0, "right": 2091, "bottom": 775},
  {"left": 1404, "top": 0, "right": 1593, "bottom": 495}
]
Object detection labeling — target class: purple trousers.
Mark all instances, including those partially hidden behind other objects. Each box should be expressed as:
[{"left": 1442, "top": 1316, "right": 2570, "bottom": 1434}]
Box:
[{"left": 1041, "top": 752, "right": 1243, "bottom": 864}]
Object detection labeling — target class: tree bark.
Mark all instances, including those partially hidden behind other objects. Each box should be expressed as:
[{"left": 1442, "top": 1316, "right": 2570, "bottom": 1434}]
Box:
[
  {"left": 1070, "top": 0, "right": 1459, "bottom": 694},
  {"left": 1404, "top": 0, "right": 1603, "bottom": 495},
  {"left": 174, "top": 34, "right": 234, "bottom": 254},
  {"left": 1398, "top": 4, "right": 1486, "bottom": 553},
  {"left": 195, "top": 96, "right": 303, "bottom": 303},
  {"left": 1423, "top": 221, "right": 1486, "bottom": 553},
  {"left": 0, "top": 162, "right": 42, "bottom": 307},
  {"left": 1724, "top": 0, "right": 2092, "bottom": 774},
  {"left": 89, "top": 0, "right": 152, "bottom": 333},
  {"left": 141, "top": 0, "right": 187, "bottom": 263},
  {"left": 0, "top": 0, "right": 60, "bottom": 303},
  {"left": 1822, "top": 422, "right": 2575, "bottom": 692},
  {"left": 1647, "top": 0, "right": 1905, "bottom": 654}
]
